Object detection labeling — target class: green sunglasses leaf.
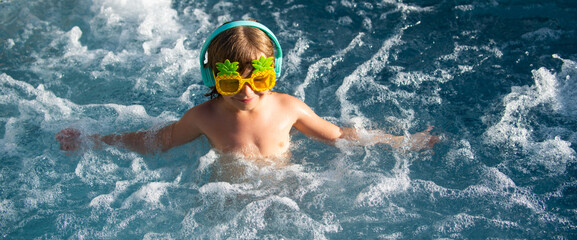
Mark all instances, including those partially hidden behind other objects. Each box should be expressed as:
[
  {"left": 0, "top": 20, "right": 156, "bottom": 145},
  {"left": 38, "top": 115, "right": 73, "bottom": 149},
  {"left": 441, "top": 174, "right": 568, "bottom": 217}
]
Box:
[
  {"left": 252, "top": 56, "right": 274, "bottom": 74},
  {"left": 216, "top": 59, "right": 240, "bottom": 76}
]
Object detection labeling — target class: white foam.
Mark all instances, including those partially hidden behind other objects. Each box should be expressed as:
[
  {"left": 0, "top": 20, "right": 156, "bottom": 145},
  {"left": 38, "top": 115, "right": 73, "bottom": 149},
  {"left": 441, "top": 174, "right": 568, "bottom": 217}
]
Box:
[
  {"left": 553, "top": 55, "right": 577, "bottom": 117},
  {"left": 157, "top": 38, "right": 198, "bottom": 77},
  {"left": 295, "top": 33, "right": 365, "bottom": 101},
  {"left": 100, "top": 51, "right": 122, "bottom": 68},
  {"left": 34, "top": 26, "right": 105, "bottom": 76},
  {"left": 60, "top": 26, "right": 87, "bottom": 58},
  {"left": 480, "top": 167, "right": 518, "bottom": 192},
  {"left": 134, "top": 37, "right": 199, "bottom": 94},
  {"left": 0, "top": 73, "right": 80, "bottom": 154},
  {"left": 179, "top": 84, "right": 208, "bottom": 105},
  {"left": 390, "top": 70, "right": 451, "bottom": 87},
  {"left": 181, "top": 161, "right": 343, "bottom": 238},
  {"left": 196, "top": 150, "right": 217, "bottom": 173},
  {"left": 381, "top": 0, "right": 434, "bottom": 13},
  {"left": 125, "top": 181, "right": 172, "bottom": 207},
  {"left": 75, "top": 152, "right": 120, "bottom": 186},
  {"left": 0, "top": 117, "right": 19, "bottom": 155},
  {"left": 84, "top": 0, "right": 200, "bottom": 96},
  {"left": 485, "top": 70, "right": 554, "bottom": 145},
  {"left": 435, "top": 213, "right": 519, "bottom": 234},
  {"left": 455, "top": 5, "right": 475, "bottom": 11},
  {"left": 223, "top": 195, "right": 338, "bottom": 240},
  {"left": 484, "top": 56, "right": 577, "bottom": 176},
  {"left": 6, "top": 38, "right": 15, "bottom": 49},
  {"left": 461, "top": 167, "right": 545, "bottom": 214},
  {"left": 0, "top": 199, "right": 18, "bottom": 226},
  {"left": 439, "top": 43, "right": 503, "bottom": 62},
  {"left": 445, "top": 139, "right": 476, "bottom": 169},
  {"left": 336, "top": 33, "right": 402, "bottom": 120},
  {"left": 198, "top": 181, "right": 241, "bottom": 194},
  {"left": 89, "top": 179, "right": 130, "bottom": 208},
  {"left": 354, "top": 173, "right": 411, "bottom": 207},
  {"left": 143, "top": 232, "right": 173, "bottom": 240},
  {"left": 88, "top": 161, "right": 183, "bottom": 211},
  {"left": 528, "top": 136, "right": 575, "bottom": 176},
  {"left": 91, "top": 0, "right": 182, "bottom": 54},
  {"left": 435, "top": 213, "right": 476, "bottom": 234},
  {"left": 362, "top": 18, "right": 372, "bottom": 31},
  {"left": 337, "top": 16, "right": 353, "bottom": 26},
  {"left": 284, "top": 36, "right": 311, "bottom": 77}
]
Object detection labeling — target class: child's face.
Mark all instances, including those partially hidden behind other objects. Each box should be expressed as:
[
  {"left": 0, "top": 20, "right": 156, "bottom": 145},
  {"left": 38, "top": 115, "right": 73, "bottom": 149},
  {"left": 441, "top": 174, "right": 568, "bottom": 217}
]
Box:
[
  {"left": 220, "top": 53, "right": 271, "bottom": 111},
  {"left": 220, "top": 81, "right": 269, "bottom": 111}
]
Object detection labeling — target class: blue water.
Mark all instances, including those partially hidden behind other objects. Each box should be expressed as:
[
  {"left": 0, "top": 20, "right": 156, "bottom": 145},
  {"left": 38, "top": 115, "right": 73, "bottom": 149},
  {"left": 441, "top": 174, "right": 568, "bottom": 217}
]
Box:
[{"left": 1, "top": 0, "right": 577, "bottom": 239}]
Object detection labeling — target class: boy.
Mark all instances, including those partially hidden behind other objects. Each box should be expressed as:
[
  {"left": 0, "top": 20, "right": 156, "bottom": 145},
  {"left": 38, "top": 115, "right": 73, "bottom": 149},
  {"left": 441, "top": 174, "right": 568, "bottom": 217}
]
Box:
[{"left": 56, "top": 20, "right": 438, "bottom": 162}]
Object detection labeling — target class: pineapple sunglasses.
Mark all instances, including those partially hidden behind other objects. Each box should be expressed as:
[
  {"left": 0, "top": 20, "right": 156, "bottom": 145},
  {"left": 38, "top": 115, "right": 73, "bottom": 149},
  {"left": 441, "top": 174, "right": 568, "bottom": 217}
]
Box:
[{"left": 213, "top": 56, "right": 276, "bottom": 95}]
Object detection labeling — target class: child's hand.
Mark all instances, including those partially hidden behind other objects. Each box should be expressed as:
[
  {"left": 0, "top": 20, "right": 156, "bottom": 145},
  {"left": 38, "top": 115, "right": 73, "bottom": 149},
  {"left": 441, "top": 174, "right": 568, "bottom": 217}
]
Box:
[
  {"left": 55, "top": 128, "right": 82, "bottom": 152},
  {"left": 408, "top": 126, "right": 441, "bottom": 151}
]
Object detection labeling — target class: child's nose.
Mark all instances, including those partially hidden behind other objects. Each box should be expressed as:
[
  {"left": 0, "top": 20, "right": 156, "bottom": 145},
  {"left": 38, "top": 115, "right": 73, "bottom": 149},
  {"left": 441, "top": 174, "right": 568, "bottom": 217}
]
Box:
[{"left": 239, "top": 82, "right": 255, "bottom": 95}]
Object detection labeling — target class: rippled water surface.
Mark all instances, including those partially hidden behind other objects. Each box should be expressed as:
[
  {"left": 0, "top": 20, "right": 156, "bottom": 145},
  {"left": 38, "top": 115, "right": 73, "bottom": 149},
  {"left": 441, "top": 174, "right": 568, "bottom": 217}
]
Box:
[{"left": 1, "top": 0, "right": 577, "bottom": 239}]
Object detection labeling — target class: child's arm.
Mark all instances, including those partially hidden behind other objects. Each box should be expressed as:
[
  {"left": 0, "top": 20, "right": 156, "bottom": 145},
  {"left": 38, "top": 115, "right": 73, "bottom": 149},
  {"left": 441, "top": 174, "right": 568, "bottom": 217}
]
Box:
[
  {"left": 99, "top": 119, "right": 201, "bottom": 154},
  {"left": 290, "top": 97, "right": 439, "bottom": 150},
  {"left": 340, "top": 126, "right": 440, "bottom": 151},
  {"left": 291, "top": 99, "right": 343, "bottom": 144},
  {"left": 56, "top": 109, "right": 202, "bottom": 154}
]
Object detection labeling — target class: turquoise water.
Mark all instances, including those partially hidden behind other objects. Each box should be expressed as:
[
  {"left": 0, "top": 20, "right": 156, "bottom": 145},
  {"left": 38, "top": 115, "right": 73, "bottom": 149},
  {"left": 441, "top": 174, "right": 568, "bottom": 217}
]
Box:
[{"left": 1, "top": 0, "right": 577, "bottom": 239}]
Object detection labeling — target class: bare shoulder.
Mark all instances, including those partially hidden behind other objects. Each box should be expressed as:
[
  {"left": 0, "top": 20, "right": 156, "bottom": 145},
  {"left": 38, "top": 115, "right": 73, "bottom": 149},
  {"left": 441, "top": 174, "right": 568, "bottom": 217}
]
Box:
[
  {"left": 270, "top": 92, "right": 316, "bottom": 119},
  {"left": 180, "top": 98, "right": 219, "bottom": 123},
  {"left": 271, "top": 92, "right": 341, "bottom": 141},
  {"left": 271, "top": 92, "right": 308, "bottom": 108}
]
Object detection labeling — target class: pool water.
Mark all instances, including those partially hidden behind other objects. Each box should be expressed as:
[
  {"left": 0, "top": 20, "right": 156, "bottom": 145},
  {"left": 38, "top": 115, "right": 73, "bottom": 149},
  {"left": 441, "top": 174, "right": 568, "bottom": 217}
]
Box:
[{"left": 1, "top": 0, "right": 577, "bottom": 239}]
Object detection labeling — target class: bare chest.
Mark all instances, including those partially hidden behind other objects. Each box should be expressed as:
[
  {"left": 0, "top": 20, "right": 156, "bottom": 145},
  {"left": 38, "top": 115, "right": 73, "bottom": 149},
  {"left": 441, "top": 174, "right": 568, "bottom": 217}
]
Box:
[{"left": 201, "top": 113, "right": 294, "bottom": 157}]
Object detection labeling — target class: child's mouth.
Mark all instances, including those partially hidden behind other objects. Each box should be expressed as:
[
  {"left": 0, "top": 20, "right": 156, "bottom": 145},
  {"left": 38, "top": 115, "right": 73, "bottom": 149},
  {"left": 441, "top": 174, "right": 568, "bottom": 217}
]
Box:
[{"left": 236, "top": 97, "right": 254, "bottom": 103}]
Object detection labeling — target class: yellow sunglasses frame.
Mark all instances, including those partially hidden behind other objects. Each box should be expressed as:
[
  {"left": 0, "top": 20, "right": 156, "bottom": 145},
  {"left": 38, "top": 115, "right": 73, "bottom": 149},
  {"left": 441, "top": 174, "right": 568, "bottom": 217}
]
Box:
[{"left": 213, "top": 69, "right": 276, "bottom": 95}]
